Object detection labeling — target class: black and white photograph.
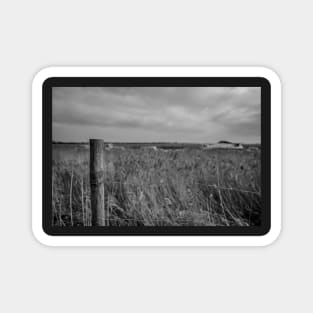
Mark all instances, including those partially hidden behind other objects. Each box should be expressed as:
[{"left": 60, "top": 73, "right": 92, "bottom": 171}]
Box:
[{"left": 52, "top": 86, "right": 261, "bottom": 227}]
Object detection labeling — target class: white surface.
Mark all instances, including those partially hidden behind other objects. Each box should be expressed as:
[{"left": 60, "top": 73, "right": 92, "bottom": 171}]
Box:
[
  {"left": 0, "top": 0, "right": 310, "bottom": 311},
  {"left": 32, "top": 66, "right": 281, "bottom": 246}
]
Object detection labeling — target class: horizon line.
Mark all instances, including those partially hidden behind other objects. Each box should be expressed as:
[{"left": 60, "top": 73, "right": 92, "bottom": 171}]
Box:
[{"left": 52, "top": 140, "right": 261, "bottom": 144}]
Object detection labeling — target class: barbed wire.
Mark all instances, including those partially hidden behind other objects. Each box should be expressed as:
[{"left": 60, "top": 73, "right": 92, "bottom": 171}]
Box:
[
  {"left": 94, "top": 217, "right": 210, "bottom": 222},
  {"left": 54, "top": 178, "right": 260, "bottom": 196},
  {"left": 58, "top": 217, "right": 229, "bottom": 224},
  {"left": 204, "top": 184, "right": 260, "bottom": 195},
  {"left": 106, "top": 181, "right": 261, "bottom": 196},
  {"left": 56, "top": 216, "right": 247, "bottom": 226}
]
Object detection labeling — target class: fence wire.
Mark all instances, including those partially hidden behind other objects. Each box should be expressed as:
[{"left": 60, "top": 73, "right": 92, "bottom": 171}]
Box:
[{"left": 106, "top": 180, "right": 261, "bottom": 196}]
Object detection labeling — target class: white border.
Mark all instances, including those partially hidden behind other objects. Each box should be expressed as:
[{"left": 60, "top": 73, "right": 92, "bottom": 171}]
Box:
[{"left": 32, "top": 67, "right": 281, "bottom": 246}]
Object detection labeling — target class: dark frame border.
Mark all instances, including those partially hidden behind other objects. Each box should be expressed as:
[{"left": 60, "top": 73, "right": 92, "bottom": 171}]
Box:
[{"left": 43, "top": 77, "right": 271, "bottom": 236}]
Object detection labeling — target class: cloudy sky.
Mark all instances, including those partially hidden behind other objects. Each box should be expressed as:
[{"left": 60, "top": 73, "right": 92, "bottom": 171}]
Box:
[{"left": 52, "top": 87, "right": 260, "bottom": 143}]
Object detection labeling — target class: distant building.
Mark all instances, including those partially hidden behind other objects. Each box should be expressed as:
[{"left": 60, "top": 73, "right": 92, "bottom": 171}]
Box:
[
  {"left": 248, "top": 146, "right": 260, "bottom": 152},
  {"left": 143, "top": 146, "right": 158, "bottom": 151},
  {"left": 203, "top": 142, "right": 243, "bottom": 150}
]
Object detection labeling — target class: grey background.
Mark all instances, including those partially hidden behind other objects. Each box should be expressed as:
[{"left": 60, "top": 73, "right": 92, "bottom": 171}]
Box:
[{"left": 0, "top": 0, "right": 309, "bottom": 312}]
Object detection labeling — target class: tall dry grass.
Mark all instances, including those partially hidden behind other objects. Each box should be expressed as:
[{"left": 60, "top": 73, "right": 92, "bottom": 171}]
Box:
[{"left": 52, "top": 145, "right": 261, "bottom": 226}]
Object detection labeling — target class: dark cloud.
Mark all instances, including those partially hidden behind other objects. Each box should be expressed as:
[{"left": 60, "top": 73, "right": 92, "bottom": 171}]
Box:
[{"left": 52, "top": 87, "right": 260, "bottom": 143}]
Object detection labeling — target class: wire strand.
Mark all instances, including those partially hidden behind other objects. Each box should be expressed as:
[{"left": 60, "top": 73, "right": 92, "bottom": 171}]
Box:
[{"left": 108, "top": 181, "right": 261, "bottom": 195}]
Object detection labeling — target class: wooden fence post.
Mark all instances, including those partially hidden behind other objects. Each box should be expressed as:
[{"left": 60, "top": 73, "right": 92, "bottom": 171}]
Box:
[{"left": 90, "top": 139, "right": 106, "bottom": 226}]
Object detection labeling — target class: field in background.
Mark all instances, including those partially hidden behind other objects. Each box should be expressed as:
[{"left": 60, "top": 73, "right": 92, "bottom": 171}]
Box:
[{"left": 52, "top": 143, "right": 261, "bottom": 226}]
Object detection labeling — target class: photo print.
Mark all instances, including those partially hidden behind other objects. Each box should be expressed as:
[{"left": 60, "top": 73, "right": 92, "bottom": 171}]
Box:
[{"left": 50, "top": 84, "right": 265, "bottom": 232}]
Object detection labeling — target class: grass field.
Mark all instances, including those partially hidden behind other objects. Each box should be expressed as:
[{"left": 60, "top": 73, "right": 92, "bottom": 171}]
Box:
[{"left": 52, "top": 143, "right": 261, "bottom": 227}]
